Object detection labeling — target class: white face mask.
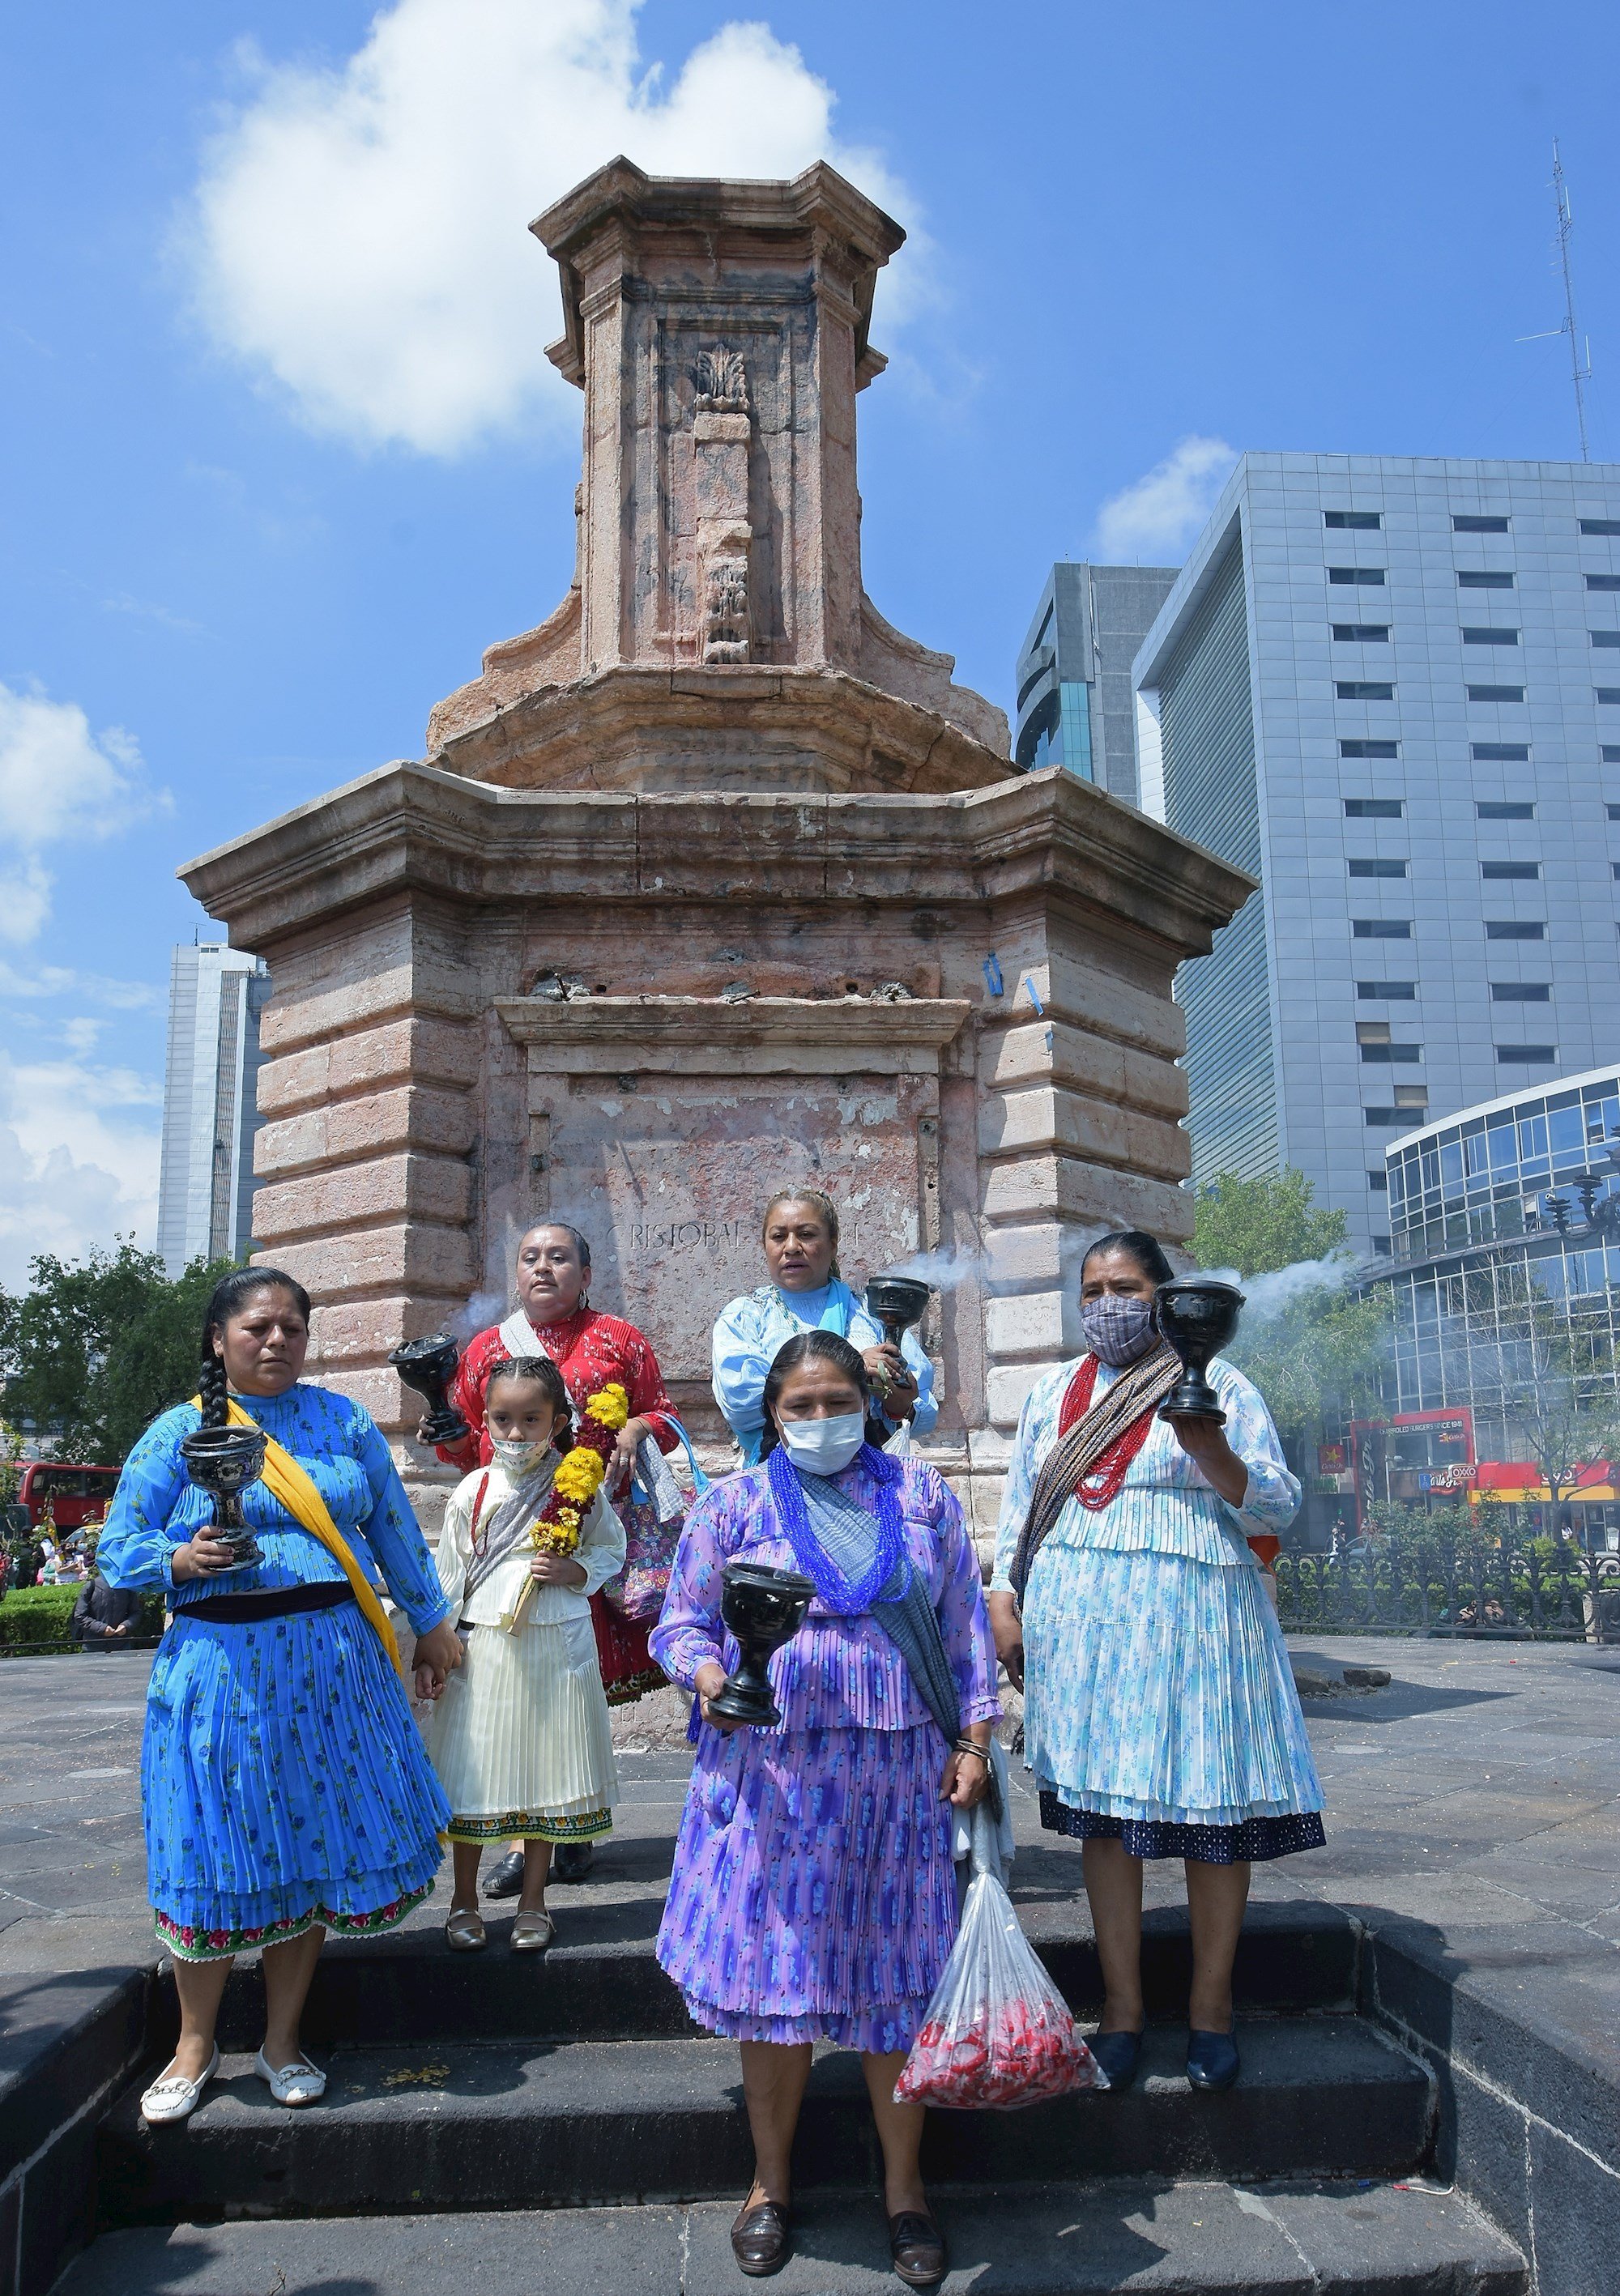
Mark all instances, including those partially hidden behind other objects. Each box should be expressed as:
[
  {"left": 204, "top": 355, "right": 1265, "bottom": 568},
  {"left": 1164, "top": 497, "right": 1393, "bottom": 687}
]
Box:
[
  {"left": 490, "top": 1435, "right": 549, "bottom": 1476},
  {"left": 777, "top": 1412, "right": 866, "bottom": 1477}
]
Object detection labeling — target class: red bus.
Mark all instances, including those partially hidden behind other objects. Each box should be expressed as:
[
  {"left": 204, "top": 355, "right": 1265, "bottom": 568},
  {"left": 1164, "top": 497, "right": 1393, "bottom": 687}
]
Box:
[{"left": 13, "top": 1463, "right": 120, "bottom": 1536}]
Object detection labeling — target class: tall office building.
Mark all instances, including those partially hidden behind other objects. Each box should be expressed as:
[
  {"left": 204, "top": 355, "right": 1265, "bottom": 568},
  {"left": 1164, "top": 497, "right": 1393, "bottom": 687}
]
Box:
[
  {"left": 1015, "top": 561, "right": 1179, "bottom": 800},
  {"left": 1133, "top": 453, "right": 1620, "bottom": 1255},
  {"left": 156, "top": 944, "right": 271, "bottom": 1275}
]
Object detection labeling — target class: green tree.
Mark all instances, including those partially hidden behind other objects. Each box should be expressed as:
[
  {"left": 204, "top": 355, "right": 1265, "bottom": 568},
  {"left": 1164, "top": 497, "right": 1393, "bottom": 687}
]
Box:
[
  {"left": 1223, "top": 1277, "right": 1392, "bottom": 1467},
  {"left": 0, "top": 1242, "right": 239, "bottom": 1463},
  {"left": 1193, "top": 1168, "right": 1349, "bottom": 1279}
]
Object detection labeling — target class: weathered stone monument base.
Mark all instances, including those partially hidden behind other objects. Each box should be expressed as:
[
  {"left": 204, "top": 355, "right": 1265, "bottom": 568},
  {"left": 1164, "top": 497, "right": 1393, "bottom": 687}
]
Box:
[{"left": 182, "top": 160, "right": 1251, "bottom": 1537}]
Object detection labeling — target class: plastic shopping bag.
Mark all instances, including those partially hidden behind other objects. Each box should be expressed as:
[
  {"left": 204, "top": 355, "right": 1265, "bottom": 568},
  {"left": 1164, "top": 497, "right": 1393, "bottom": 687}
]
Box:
[{"left": 894, "top": 1806, "right": 1105, "bottom": 2111}]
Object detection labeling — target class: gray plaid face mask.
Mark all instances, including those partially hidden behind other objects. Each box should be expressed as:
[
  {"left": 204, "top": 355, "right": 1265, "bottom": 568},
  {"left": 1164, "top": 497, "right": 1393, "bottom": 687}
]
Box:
[{"left": 1080, "top": 1293, "right": 1157, "bottom": 1368}]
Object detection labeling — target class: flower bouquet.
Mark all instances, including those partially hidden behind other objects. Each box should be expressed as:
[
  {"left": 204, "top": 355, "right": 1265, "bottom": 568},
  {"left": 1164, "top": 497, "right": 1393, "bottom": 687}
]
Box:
[{"left": 501, "top": 1380, "right": 630, "bottom": 1634}]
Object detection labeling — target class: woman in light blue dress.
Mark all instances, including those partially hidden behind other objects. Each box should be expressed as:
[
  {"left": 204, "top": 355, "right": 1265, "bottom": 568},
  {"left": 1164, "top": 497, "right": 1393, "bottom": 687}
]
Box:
[
  {"left": 711, "top": 1187, "right": 937, "bottom": 1462},
  {"left": 98, "top": 1268, "right": 461, "bottom": 2123},
  {"left": 986, "top": 1229, "right": 1323, "bottom": 2097}
]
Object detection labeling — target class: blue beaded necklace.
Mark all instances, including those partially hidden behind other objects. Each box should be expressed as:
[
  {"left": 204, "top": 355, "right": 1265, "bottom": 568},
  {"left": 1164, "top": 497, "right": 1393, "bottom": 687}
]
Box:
[{"left": 765, "top": 1441, "right": 908, "bottom": 1615}]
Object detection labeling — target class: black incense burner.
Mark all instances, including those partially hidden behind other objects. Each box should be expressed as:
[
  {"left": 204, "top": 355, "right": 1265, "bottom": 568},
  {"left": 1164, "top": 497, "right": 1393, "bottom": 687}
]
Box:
[
  {"left": 179, "top": 1425, "right": 269, "bottom": 1567},
  {"left": 1153, "top": 1278, "right": 1246, "bottom": 1423},
  {"left": 707, "top": 1561, "right": 816, "bottom": 1727},
  {"left": 390, "top": 1333, "right": 470, "bottom": 1447},
  {"left": 863, "top": 1275, "right": 932, "bottom": 1347}
]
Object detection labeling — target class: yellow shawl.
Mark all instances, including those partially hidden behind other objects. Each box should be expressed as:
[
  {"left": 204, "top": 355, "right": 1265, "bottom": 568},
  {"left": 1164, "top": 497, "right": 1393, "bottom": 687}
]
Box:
[{"left": 188, "top": 1396, "right": 403, "bottom": 1678}]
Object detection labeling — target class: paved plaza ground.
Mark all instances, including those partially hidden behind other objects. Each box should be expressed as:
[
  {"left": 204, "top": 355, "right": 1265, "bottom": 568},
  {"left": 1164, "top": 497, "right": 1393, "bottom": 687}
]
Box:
[{"left": 1, "top": 1634, "right": 1615, "bottom": 1975}]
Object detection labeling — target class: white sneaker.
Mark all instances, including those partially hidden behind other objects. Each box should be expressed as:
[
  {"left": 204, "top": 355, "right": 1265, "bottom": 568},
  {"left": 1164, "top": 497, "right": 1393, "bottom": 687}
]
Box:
[
  {"left": 140, "top": 2044, "right": 220, "bottom": 2124},
  {"left": 254, "top": 2047, "right": 326, "bottom": 2106}
]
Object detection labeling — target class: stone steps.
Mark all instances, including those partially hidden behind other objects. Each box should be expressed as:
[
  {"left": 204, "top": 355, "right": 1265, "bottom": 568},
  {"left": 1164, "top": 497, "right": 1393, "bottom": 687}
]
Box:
[
  {"left": 187, "top": 1897, "right": 1362, "bottom": 2054},
  {"left": 55, "top": 2181, "right": 1528, "bottom": 2296},
  {"left": 97, "top": 2018, "right": 1429, "bottom": 2226}
]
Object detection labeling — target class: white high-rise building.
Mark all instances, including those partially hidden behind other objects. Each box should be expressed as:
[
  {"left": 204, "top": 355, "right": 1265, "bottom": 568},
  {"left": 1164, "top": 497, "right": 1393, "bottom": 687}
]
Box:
[
  {"left": 1133, "top": 453, "right": 1620, "bottom": 1255},
  {"left": 156, "top": 944, "right": 271, "bottom": 1275}
]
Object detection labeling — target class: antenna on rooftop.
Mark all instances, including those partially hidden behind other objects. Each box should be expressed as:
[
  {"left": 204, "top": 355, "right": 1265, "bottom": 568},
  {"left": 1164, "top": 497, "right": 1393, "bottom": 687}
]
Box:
[
  {"left": 1552, "top": 140, "right": 1592, "bottom": 461},
  {"left": 1517, "top": 140, "right": 1594, "bottom": 459}
]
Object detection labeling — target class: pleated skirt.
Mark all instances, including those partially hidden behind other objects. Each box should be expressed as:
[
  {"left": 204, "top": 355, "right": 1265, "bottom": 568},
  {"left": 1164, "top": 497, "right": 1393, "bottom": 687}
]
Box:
[
  {"left": 424, "top": 1614, "right": 618, "bottom": 1843},
  {"left": 657, "top": 1721, "right": 956, "bottom": 2054},
  {"left": 1023, "top": 1543, "right": 1324, "bottom": 1832},
  {"left": 143, "top": 1600, "right": 450, "bottom": 1961}
]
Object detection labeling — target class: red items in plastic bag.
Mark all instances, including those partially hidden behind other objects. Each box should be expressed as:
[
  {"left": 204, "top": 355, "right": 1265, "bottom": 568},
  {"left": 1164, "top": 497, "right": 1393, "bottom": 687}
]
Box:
[{"left": 894, "top": 1862, "right": 1104, "bottom": 2111}]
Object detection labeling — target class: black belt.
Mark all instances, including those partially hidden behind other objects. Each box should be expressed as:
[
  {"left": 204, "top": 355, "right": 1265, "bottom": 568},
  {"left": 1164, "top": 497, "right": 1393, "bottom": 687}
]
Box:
[{"left": 181, "top": 1582, "right": 355, "bottom": 1625}]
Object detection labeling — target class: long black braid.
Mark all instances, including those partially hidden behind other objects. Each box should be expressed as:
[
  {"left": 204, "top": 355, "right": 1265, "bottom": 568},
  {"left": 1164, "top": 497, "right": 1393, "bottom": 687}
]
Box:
[{"left": 198, "top": 1268, "right": 311, "bottom": 1425}]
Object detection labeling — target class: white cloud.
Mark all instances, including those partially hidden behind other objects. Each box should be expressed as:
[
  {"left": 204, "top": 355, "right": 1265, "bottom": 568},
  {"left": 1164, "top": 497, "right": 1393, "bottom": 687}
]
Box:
[
  {"left": 0, "top": 961, "right": 160, "bottom": 1011},
  {"left": 183, "top": 0, "right": 912, "bottom": 457},
  {"left": 0, "top": 1053, "right": 162, "bottom": 1290},
  {"left": 0, "top": 684, "right": 164, "bottom": 946},
  {"left": 1094, "top": 437, "right": 1238, "bottom": 563}
]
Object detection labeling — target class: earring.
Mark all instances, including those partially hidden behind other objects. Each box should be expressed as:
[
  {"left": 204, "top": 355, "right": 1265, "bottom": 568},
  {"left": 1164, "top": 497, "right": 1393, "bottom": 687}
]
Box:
[{"left": 578, "top": 1290, "right": 590, "bottom": 1314}]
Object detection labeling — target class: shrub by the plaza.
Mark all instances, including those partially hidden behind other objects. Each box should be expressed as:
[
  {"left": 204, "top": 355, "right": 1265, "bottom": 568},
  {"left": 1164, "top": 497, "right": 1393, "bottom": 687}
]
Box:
[{"left": 0, "top": 1584, "right": 164, "bottom": 1654}]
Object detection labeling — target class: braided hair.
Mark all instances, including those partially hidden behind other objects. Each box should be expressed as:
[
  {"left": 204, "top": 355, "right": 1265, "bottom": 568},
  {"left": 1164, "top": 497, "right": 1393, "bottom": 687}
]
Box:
[
  {"left": 485, "top": 1354, "right": 574, "bottom": 1451},
  {"left": 198, "top": 1268, "right": 311, "bottom": 1426}
]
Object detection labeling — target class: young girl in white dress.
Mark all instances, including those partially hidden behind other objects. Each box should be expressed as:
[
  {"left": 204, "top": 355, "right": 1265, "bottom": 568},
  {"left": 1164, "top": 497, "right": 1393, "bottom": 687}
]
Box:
[{"left": 416, "top": 1356, "right": 624, "bottom": 1952}]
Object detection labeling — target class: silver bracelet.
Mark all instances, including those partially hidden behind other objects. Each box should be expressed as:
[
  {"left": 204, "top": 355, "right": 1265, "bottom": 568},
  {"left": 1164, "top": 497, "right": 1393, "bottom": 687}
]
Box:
[{"left": 953, "top": 1739, "right": 991, "bottom": 1764}]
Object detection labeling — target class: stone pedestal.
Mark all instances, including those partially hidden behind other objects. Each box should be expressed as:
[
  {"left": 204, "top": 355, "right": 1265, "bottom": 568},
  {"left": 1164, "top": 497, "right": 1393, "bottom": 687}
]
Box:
[{"left": 181, "top": 160, "right": 1254, "bottom": 1539}]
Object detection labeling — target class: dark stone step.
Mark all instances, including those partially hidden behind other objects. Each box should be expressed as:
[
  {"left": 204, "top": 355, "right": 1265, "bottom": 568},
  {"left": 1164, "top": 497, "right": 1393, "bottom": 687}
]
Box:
[
  {"left": 98, "top": 2017, "right": 1431, "bottom": 2228},
  {"left": 58, "top": 2178, "right": 1527, "bottom": 2295},
  {"left": 183, "top": 1898, "right": 1359, "bottom": 2055}
]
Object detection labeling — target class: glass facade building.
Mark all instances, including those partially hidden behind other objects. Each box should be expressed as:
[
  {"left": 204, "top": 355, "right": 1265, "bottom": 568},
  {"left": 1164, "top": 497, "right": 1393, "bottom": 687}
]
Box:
[
  {"left": 156, "top": 943, "right": 272, "bottom": 1276},
  {"left": 1133, "top": 453, "right": 1620, "bottom": 1254},
  {"left": 1014, "top": 562, "right": 1178, "bottom": 800},
  {"left": 1376, "top": 1067, "right": 1620, "bottom": 1467}
]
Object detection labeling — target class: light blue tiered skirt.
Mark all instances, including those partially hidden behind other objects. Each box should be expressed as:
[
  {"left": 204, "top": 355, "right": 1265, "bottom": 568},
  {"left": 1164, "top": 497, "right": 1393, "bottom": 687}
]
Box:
[
  {"left": 143, "top": 1601, "right": 450, "bottom": 1960},
  {"left": 1024, "top": 1543, "right": 1324, "bottom": 1848}
]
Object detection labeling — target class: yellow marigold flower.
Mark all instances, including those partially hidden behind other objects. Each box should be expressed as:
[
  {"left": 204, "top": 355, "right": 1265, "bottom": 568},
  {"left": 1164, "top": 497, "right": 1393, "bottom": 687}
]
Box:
[
  {"left": 553, "top": 1448, "right": 606, "bottom": 1504},
  {"left": 585, "top": 1382, "right": 631, "bottom": 1432}
]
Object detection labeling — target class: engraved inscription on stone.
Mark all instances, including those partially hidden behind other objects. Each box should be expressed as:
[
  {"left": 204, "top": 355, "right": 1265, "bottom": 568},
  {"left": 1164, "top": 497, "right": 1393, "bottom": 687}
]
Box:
[{"left": 538, "top": 1080, "right": 925, "bottom": 1382}]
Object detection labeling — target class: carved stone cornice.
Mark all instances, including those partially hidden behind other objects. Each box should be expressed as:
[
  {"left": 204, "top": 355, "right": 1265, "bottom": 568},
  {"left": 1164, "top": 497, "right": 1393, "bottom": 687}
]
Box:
[
  {"left": 495, "top": 994, "right": 972, "bottom": 1076},
  {"left": 428, "top": 662, "right": 1010, "bottom": 793},
  {"left": 180, "top": 760, "right": 1256, "bottom": 959}
]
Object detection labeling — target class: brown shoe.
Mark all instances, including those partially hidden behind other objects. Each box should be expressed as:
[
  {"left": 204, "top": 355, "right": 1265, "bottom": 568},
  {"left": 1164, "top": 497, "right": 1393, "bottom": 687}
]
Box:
[
  {"left": 730, "top": 2199, "right": 790, "bottom": 2277},
  {"left": 889, "top": 2209, "right": 946, "bottom": 2289}
]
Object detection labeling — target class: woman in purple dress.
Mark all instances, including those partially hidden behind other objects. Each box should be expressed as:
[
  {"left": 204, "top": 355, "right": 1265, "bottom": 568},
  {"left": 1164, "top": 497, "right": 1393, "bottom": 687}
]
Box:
[{"left": 650, "top": 1331, "right": 999, "bottom": 2290}]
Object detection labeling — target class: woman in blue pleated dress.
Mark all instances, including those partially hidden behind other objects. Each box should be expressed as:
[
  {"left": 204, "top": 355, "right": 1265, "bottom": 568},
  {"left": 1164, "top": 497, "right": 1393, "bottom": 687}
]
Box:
[
  {"left": 97, "top": 1268, "right": 461, "bottom": 2123},
  {"left": 987, "top": 1229, "right": 1323, "bottom": 2097}
]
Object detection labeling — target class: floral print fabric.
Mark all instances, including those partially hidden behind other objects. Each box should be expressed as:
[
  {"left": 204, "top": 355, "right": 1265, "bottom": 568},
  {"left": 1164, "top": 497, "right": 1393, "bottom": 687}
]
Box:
[
  {"left": 650, "top": 1458, "right": 998, "bottom": 2047},
  {"left": 97, "top": 1384, "right": 453, "bottom": 1951}
]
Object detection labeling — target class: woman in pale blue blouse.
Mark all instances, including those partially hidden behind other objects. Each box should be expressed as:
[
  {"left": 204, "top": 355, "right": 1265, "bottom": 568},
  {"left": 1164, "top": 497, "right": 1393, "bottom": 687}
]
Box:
[
  {"left": 986, "top": 1229, "right": 1323, "bottom": 2098},
  {"left": 711, "top": 1187, "right": 937, "bottom": 1463}
]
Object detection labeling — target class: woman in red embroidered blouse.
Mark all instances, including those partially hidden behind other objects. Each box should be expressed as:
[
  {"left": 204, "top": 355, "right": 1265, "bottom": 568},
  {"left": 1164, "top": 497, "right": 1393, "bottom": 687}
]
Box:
[{"left": 433, "top": 1224, "right": 679, "bottom": 1710}]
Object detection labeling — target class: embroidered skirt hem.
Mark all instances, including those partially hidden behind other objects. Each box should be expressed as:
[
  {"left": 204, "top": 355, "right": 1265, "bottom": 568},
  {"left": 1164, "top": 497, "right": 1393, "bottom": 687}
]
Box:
[
  {"left": 142, "top": 1604, "right": 450, "bottom": 1929},
  {"left": 591, "top": 1594, "right": 666, "bottom": 1705},
  {"left": 425, "top": 1614, "right": 618, "bottom": 1821},
  {"left": 657, "top": 1722, "right": 956, "bottom": 2045},
  {"left": 155, "top": 1877, "right": 433, "bottom": 1964},
  {"left": 1038, "top": 1793, "right": 1325, "bottom": 1864},
  {"left": 1022, "top": 1545, "right": 1322, "bottom": 1827},
  {"left": 445, "top": 1805, "right": 612, "bottom": 1845}
]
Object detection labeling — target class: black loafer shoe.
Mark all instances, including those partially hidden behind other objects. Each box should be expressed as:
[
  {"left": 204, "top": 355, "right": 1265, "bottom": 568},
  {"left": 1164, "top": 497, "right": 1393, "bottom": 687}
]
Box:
[
  {"left": 552, "top": 1840, "right": 595, "bottom": 1883},
  {"left": 731, "top": 2200, "right": 790, "bottom": 2277},
  {"left": 1088, "top": 2027, "right": 1144, "bottom": 2090},
  {"left": 889, "top": 2210, "right": 947, "bottom": 2289},
  {"left": 1186, "top": 2027, "right": 1240, "bottom": 2090},
  {"left": 482, "top": 1848, "right": 526, "bottom": 1900}
]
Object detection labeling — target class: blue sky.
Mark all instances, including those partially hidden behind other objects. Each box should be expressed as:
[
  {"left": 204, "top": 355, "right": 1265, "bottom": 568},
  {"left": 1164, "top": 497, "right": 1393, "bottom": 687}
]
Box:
[{"left": 2, "top": 0, "right": 1618, "bottom": 1286}]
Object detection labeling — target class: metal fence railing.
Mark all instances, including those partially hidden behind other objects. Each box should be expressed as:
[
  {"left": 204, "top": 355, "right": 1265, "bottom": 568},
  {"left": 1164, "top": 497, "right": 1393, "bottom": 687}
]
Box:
[{"left": 1275, "top": 1506, "right": 1620, "bottom": 1642}]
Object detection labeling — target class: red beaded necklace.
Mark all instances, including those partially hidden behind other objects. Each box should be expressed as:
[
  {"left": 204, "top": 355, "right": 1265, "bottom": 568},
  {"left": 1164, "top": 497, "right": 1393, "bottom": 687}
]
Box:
[{"left": 1055, "top": 1356, "right": 1157, "bottom": 1510}]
